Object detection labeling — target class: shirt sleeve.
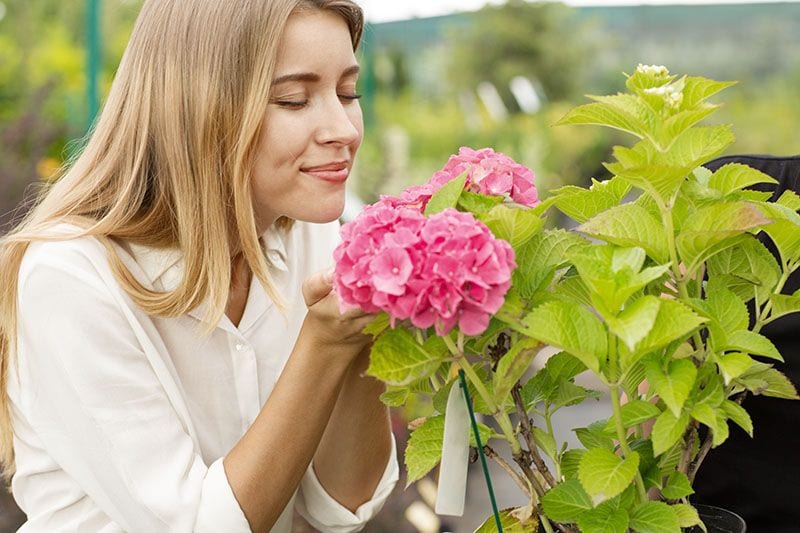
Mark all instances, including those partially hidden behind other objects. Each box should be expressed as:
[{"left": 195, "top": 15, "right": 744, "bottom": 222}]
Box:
[
  {"left": 295, "top": 433, "right": 399, "bottom": 533},
  {"left": 12, "top": 240, "right": 251, "bottom": 533}
]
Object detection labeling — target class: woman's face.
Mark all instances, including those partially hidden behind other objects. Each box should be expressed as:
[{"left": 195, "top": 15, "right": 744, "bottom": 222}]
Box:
[{"left": 252, "top": 9, "right": 363, "bottom": 230}]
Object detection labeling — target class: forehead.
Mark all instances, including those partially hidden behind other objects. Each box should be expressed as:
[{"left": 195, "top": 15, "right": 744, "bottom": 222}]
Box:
[{"left": 274, "top": 10, "right": 357, "bottom": 75}]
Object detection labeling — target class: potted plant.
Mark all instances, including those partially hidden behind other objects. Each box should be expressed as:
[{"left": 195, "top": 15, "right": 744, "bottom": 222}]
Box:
[{"left": 333, "top": 65, "right": 800, "bottom": 532}]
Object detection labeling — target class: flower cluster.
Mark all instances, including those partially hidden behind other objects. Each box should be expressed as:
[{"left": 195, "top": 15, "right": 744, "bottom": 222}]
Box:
[
  {"left": 378, "top": 147, "right": 538, "bottom": 212},
  {"left": 333, "top": 204, "right": 516, "bottom": 336}
]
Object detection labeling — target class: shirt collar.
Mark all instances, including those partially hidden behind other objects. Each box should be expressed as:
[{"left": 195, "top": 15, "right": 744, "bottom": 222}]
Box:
[{"left": 127, "top": 228, "right": 289, "bottom": 291}]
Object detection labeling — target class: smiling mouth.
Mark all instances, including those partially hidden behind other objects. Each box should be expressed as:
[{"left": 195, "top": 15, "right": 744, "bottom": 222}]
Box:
[{"left": 301, "top": 161, "right": 350, "bottom": 183}]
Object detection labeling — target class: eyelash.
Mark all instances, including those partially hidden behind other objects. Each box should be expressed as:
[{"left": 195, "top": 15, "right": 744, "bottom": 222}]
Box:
[{"left": 273, "top": 94, "right": 363, "bottom": 109}]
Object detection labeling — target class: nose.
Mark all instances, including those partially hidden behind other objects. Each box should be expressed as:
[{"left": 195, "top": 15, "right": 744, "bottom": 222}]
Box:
[{"left": 316, "top": 96, "right": 362, "bottom": 146}]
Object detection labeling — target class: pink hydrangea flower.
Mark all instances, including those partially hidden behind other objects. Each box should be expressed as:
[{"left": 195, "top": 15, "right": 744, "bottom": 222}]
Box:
[
  {"left": 334, "top": 207, "right": 516, "bottom": 336},
  {"left": 380, "top": 147, "right": 538, "bottom": 213}
]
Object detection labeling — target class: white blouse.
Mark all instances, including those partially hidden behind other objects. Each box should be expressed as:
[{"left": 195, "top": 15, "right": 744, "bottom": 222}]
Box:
[{"left": 7, "top": 221, "right": 398, "bottom": 532}]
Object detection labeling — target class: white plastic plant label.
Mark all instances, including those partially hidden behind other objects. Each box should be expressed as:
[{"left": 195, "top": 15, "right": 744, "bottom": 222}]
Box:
[{"left": 435, "top": 379, "right": 471, "bottom": 516}]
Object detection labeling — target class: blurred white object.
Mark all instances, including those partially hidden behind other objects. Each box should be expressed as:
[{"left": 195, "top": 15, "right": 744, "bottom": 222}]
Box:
[
  {"left": 510, "top": 76, "right": 543, "bottom": 114},
  {"left": 405, "top": 501, "right": 441, "bottom": 533},
  {"left": 477, "top": 81, "right": 509, "bottom": 122}
]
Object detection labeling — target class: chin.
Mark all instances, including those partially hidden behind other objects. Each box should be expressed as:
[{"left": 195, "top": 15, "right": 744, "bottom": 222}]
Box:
[{"left": 294, "top": 202, "right": 345, "bottom": 224}]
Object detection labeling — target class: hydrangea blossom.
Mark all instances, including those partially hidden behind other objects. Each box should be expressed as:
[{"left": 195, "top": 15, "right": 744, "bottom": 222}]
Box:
[
  {"left": 333, "top": 206, "right": 516, "bottom": 336},
  {"left": 378, "top": 147, "right": 538, "bottom": 212}
]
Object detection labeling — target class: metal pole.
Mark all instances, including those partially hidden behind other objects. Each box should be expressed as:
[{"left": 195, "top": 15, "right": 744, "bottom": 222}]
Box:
[{"left": 86, "top": 0, "right": 101, "bottom": 132}]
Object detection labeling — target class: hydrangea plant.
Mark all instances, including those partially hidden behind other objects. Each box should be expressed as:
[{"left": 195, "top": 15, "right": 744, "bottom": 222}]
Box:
[{"left": 334, "top": 66, "right": 800, "bottom": 532}]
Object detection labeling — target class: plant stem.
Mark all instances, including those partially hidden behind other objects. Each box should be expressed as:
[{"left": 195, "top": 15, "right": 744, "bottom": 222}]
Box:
[
  {"left": 484, "top": 445, "right": 532, "bottom": 497},
  {"left": 754, "top": 267, "right": 793, "bottom": 332},
  {"left": 610, "top": 383, "right": 648, "bottom": 502},
  {"left": 511, "top": 385, "right": 558, "bottom": 488}
]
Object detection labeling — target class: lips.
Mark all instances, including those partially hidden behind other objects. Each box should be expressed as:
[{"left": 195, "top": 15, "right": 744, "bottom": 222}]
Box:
[{"left": 301, "top": 161, "right": 350, "bottom": 183}]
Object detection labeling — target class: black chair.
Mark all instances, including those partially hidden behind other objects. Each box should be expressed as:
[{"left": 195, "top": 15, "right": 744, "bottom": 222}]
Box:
[{"left": 693, "top": 155, "right": 800, "bottom": 531}]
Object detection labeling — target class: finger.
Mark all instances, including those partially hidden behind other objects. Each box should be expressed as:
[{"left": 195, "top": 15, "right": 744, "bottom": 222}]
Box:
[{"left": 302, "top": 268, "right": 334, "bottom": 307}]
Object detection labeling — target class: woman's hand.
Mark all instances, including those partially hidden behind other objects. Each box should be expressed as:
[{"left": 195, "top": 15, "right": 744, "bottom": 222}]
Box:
[{"left": 301, "top": 268, "right": 374, "bottom": 357}]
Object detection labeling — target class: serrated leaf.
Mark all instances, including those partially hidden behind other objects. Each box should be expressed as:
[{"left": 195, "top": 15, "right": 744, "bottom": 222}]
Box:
[
  {"left": 707, "top": 234, "right": 781, "bottom": 303},
  {"left": 474, "top": 508, "right": 532, "bottom": 533},
  {"left": 513, "top": 229, "right": 587, "bottom": 298},
  {"left": 482, "top": 204, "right": 544, "bottom": 248},
  {"left": 658, "top": 106, "right": 719, "bottom": 148},
  {"left": 652, "top": 410, "right": 690, "bottom": 456},
  {"left": 546, "top": 351, "right": 588, "bottom": 382},
  {"left": 763, "top": 219, "right": 800, "bottom": 266},
  {"left": 605, "top": 400, "right": 661, "bottom": 432},
  {"left": 379, "top": 387, "right": 409, "bottom": 407},
  {"left": 608, "top": 296, "right": 661, "bottom": 352},
  {"left": 576, "top": 504, "right": 630, "bottom": 533},
  {"left": 777, "top": 189, "right": 800, "bottom": 211},
  {"left": 605, "top": 163, "right": 690, "bottom": 202},
  {"left": 561, "top": 449, "right": 586, "bottom": 480},
  {"left": 633, "top": 300, "right": 706, "bottom": 360},
  {"left": 691, "top": 403, "right": 729, "bottom": 447},
  {"left": 521, "top": 301, "right": 607, "bottom": 373},
  {"left": 644, "top": 358, "right": 697, "bottom": 416},
  {"left": 722, "top": 330, "right": 783, "bottom": 361},
  {"left": 630, "top": 501, "right": 681, "bottom": 533},
  {"left": 708, "top": 163, "right": 778, "bottom": 196},
  {"left": 671, "top": 503, "right": 704, "bottom": 529},
  {"left": 554, "top": 381, "right": 600, "bottom": 410},
  {"left": 682, "top": 77, "right": 736, "bottom": 108},
  {"left": 578, "top": 204, "right": 669, "bottom": 263},
  {"left": 555, "top": 100, "right": 649, "bottom": 140},
  {"left": 493, "top": 338, "right": 540, "bottom": 403},
  {"left": 759, "top": 368, "right": 800, "bottom": 399},
  {"left": 660, "top": 125, "right": 733, "bottom": 169},
  {"left": 368, "top": 327, "right": 448, "bottom": 386},
  {"left": 716, "top": 352, "right": 754, "bottom": 384},
  {"left": 721, "top": 399, "right": 754, "bottom": 437},
  {"left": 424, "top": 174, "right": 467, "bottom": 215},
  {"left": 457, "top": 190, "right": 504, "bottom": 213},
  {"left": 541, "top": 479, "right": 593, "bottom": 522},
  {"left": 660, "top": 471, "right": 694, "bottom": 499},
  {"left": 700, "top": 280, "right": 749, "bottom": 346},
  {"left": 363, "top": 313, "right": 390, "bottom": 337},
  {"left": 770, "top": 292, "right": 800, "bottom": 321},
  {"left": 676, "top": 202, "right": 771, "bottom": 269},
  {"left": 578, "top": 449, "right": 640, "bottom": 503},
  {"left": 405, "top": 415, "right": 494, "bottom": 486},
  {"left": 533, "top": 427, "right": 558, "bottom": 461},
  {"left": 575, "top": 425, "right": 616, "bottom": 451},
  {"left": 551, "top": 177, "right": 632, "bottom": 224}
]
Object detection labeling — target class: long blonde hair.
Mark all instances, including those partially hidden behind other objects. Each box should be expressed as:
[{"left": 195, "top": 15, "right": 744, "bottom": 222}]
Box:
[{"left": 0, "top": 0, "right": 364, "bottom": 477}]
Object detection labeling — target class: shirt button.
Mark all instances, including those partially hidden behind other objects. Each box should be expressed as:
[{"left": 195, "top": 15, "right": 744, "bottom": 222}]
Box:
[{"left": 235, "top": 343, "right": 245, "bottom": 352}]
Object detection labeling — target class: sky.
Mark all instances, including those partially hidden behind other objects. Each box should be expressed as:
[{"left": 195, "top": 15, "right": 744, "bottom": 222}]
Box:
[{"left": 358, "top": 0, "right": 797, "bottom": 22}]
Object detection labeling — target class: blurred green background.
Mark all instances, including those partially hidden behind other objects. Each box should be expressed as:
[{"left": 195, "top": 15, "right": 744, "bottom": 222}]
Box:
[{"left": 0, "top": 1, "right": 799, "bottom": 530}]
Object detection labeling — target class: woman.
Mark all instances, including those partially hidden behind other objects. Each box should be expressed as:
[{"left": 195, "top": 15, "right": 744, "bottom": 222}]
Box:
[{"left": 0, "top": 1, "right": 398, "bottom": 531}]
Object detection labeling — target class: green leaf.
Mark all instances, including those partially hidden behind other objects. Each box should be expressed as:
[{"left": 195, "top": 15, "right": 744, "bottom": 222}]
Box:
[
  {"left": 722, "top": 330, "right": 783, "bottom": 361},
  {"left": 658, "top": 106, "right": 719, "bottom": 148},
  {"left": 770, "top": 292, "right": 800, "bottom": 321},
  {"left": 777, "top": 189, "right": 800, "bottom": 211},
  {"left": 763, "top": 219, "right": 800, "bottom": 266},
  {"left": 629, "top": 501, "right": 681, "bottom": 533},
  {"left": 681, "top": 76, "right": 736, "bottom": 108},
  {"left": 604, "top": 163, "right": 690, "bottom": 202},
  {"left": 652, "top": 410, "right": 690, "bottom": 456},
  {"left": 521, "top": 301, "right": 607, "bottom": 373},
  {"left": 363, "top": 313, "right": 390, "bottom": 337},
  {"left": 561, "top": 449, "right": 586, "bottom": 480},
  {"left": 405, "top": 415, "right": 494, "bottom": 485},
  {"left": 707, "top": 234, "right": 781, "bottom": 303},
  {"left": 691, "top": 403, "right": 729, "bottom": 447},
  {"left": 555, "top": 100, "right": 649, "bottom": 140},
  {"left": 481, "top": 204, "right": 544, "bottom": 248},
  {"left": 699, "top": 280, "right": 749, "bottom": 346},
  {"left": 676, "top": 202, "right": 771, "bottom": 269},
  {"left": 608, "top": 296, "right": 661, "bottom": 352},
  {"left": 546, "top": 351, "right": 588, "bottom": 382},
  {"left": 424, "top": 174, "right": 467, "bottom": 215},
  {"left": 660, "top": 471, "right": 694, "bottom": 499},
  {"left": 551, "top": 176, "right": 632, "bottom": 224},
  {"left": 660, "top": 125, "right": 733, "bottom": 168},
  {"left": 721, "top": 399, "right": 754, "bottom": 437},
  {"left": 457, "top": 190, "right": 504, "bottom": 213},
  {"left": 575, "top": 424, "right": 616, "bottom": 451},
  {"left": 759, "top": 368, "right": 800, "bottom": 399},
  {"left": 671, "top": 503, "right": 704, "bottom": 530},
  {"left": 644, "top": 358, "right": 697, "bottom": 416},
  {"left": 368, "top": 327, "right": 448, "bottom": 386},
  {"left": 578, "top": 448, "right": 640, "bottom": 503},
  {"left": 634, "top": 300, "right": 706, "bottom": 359},
  {"left": 605, "top": 400, "right": 661, "bottom": 432},
  {"left": 578, "top": 204, "right": 670, "bottom": 263},
  {"left": 708, "top": 163, "right": 778, "bottom": 196},
  {"left": 541, "top": 479, "right": 593, "bottom": 523},
  {"left": 493, "top": 338, "right": 540, "bottom": 404},
  {"left": 576, "top": 504, "right": 630, "bottom": 533},
  {"left": 533, "top": 427, "right": 558, "bottom": 461},
  {"left": 379, "top": 387, "right": 409, "bottom": 407},
  {"left": 715, "top": 352, "right": 754, "bottom": 384},
  {"left": 513, "top": 229, "right": 586, "bottom": 298},
  {"left": 474, "top": 509, "right": 532, "bottom": 533}
]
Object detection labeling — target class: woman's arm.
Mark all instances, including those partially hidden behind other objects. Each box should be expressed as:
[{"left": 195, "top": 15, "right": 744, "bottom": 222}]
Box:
[{"left": 223, "top": 270, "right": 382, "bottom": 532}]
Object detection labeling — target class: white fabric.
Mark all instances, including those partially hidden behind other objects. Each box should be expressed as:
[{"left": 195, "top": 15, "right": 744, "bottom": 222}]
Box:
[{"left": 7, "top": 221, "right": 399, "bottom": 532}]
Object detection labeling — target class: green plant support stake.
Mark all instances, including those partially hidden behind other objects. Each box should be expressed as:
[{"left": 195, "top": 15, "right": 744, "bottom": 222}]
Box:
[{"left": 458, "top": 369, "right": 503, "bottom": 532}]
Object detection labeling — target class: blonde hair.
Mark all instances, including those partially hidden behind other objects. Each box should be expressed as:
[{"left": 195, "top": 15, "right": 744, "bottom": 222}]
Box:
[{"left": 0, "top": 0, "right": 364, "bottom": 477}]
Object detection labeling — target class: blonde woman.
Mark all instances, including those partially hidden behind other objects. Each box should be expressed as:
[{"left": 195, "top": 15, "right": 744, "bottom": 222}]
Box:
[{"left": 0, "top": 1, "right": 398, "bottom": 531}]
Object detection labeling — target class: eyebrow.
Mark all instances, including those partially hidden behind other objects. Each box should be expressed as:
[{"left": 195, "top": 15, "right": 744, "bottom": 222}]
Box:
[{"left": 272, "top": 65, "right": 360, "bottom": 86}]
